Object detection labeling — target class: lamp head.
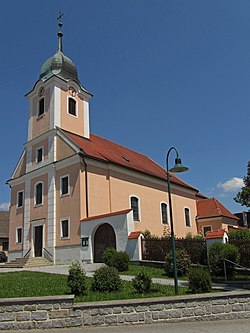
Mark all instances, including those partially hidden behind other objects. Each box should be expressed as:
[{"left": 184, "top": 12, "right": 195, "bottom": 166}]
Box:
[{"left": 169, "top": 156, "right": 189, "bottom": 173}]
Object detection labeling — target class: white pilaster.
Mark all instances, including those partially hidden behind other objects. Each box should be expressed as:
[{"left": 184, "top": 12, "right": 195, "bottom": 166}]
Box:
[
  {"left": 83, "top": 100, "right": 90, "bottom": 139},
  {"left": 27, "top": 97, "right": 33, "bottom": 141},
  {"left": 53, "top": 86, "right": 61, "bottom": 128},
  {"left": 23, "top": 178, "right": 31, "bottom": 255},
  {"left": 47, "top": 167, "right": 57, "bottom": 263}
]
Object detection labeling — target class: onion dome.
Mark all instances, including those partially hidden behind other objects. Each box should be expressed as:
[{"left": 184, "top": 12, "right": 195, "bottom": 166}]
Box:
[{"left": 39, "top": 14, "right": 80, "bottom": 83}]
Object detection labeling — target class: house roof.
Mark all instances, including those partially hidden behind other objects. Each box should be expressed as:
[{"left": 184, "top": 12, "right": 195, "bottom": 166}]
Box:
[
  {"left": 62, "top": 130, "right": 197, "bottom": 192},
  {"left": 205, "top": 229, "right": 226, "bottom": 239},
  {"left": 196, "top": 198, "right": 238, "bottom": 220},
  {"left": 0, "top": 211, "right": 9, "bottom": 238}
]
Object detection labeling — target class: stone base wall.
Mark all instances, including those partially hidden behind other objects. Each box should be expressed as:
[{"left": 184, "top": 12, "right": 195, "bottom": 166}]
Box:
[{"left": 1, "top": 291, "right": 250, "bottom": 330}]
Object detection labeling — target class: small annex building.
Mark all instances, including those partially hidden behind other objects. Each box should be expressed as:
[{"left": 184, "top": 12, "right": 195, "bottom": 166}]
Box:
[{"left": 7, "top": 20, "right": 238, "bottom": 265}]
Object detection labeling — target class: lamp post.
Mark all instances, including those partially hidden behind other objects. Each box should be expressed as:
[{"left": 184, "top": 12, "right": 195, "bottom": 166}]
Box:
[{"left": 166, "top": 147, "right": 189, "bottom": 295}]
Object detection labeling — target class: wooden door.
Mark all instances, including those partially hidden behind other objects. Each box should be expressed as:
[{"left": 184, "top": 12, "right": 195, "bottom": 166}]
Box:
[
  {"left": 34, "top": 226, "right": 43, "bottom": 257},
  {"left": 94, "top": 224, "right": 116, "bottom": 263}
]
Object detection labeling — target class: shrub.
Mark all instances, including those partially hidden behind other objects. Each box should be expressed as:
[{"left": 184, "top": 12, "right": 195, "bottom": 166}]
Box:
[
  {"left": 188, "top": 267, "right": 212, "bottom": 294},
  {"left": 67, "top": 261, "right": 87, "bottom": 296},
  {"left": 132, "top": 270, "right": 152, "bottom": 293},
  {"left": 92, "top": 266, "right": 122, "bottom": 292},
  {"left": 165, "top": 249, "right": 191, "bottom": 277},
  {"left": 208, "top": 243, "right": 240, "bottom": 277},
  {"left": 113, "top": 251, "right": 130, "bottom": 272},
  {"left": 102, "top": 247, "right": 117, "bottom": 267},
  {"left": 102, "top": 248, "right": 130, "bottom": 272}
]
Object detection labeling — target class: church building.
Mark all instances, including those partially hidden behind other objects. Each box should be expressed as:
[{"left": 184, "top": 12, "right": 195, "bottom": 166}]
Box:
[{"left": 7, "top": 20, "right": 238, "bottom": 265}]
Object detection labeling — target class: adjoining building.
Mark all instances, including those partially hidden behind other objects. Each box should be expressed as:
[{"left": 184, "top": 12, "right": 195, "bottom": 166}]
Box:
[
  {"left": 0, "top": 211, "right": 9, "bottom": 254},
  {"left": 7, "top": 20, "right": 238, "bottom": 265}
]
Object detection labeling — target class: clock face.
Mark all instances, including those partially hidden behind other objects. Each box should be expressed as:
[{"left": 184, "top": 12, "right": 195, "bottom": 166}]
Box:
[
  {"left": 69, "top": 86, "right": 76, "bottom": 97},
  {"left": 39, "top": 87, "right": 45, "bottom": 97}
]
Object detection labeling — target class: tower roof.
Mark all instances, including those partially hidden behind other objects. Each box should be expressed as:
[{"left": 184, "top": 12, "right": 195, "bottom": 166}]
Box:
[{"left": 39, "top": 13, "right": 80, "bottom": 84}]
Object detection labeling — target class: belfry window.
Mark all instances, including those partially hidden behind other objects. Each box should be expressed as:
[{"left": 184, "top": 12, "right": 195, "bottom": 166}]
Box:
[
  {"left": 68, "top": 97, "right": 76, "bottom": 116},
  {"left": 38, "top": 98, "right": 45, "bottom": 117}
]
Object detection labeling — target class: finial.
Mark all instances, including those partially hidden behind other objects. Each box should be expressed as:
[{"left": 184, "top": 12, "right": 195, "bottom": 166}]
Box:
[{"left": 57, "top": 11, "right": 64, "bottom": 52}]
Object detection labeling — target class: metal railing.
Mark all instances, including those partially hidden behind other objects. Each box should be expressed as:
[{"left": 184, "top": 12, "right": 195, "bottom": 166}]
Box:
[
  {"left": 223, "top": 258, "right": 250, "bottom": 281},
  {"left": 43, "top": 248, "right": 53, "bottom": 262},
  {"left": 23, "top": 248, "right": 31, "bottom": 258}
]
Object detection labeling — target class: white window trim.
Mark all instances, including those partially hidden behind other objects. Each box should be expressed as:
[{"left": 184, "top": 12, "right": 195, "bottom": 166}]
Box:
[
  {"left": 60, "top": 217, "right": 70, "bottom": 239},
  {"left": 129, "top": 195, "right": 141, "bottom": 222},
  {"left": 37, "top": 97, "right": 45, "bottom": 118},
  {"left": 60, "top": 174, "right": 70, "bottom": 197},
  {"left": 67, "top": 96, "right": 78, "bottom": 118},
  {"left": 160, "top": 201, "right": 169, "bottom": 225},
  {"left": 34, "top": 181, "right": 44, "bottom": 206},
  {"left": 184, "top": 207, "right": 192, "bottom": 227},
  {"left": 16, "top": 227, "right": 22, "bottom": 244},
  {"left": 202, "top": 225, "right": 212, "bottom": 236},
  {"left": 16, "top": 190, "right": 24, "bottom": 208},
  {"left": 36, "top": 146, "right": 44, "bottom": 164}
]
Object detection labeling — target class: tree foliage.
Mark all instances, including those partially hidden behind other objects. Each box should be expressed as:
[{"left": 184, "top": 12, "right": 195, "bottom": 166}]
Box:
[{"left": 234, "top": 161, "right": 250, "bottom": 207}]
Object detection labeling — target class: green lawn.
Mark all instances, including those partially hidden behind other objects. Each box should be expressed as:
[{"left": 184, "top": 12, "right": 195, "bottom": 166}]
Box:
[
  {"left": 119, "top": 265, "right": 168, "bottom": 279},
  {"left": 0, "top": 271, "right": 188, "bottom": 302}
]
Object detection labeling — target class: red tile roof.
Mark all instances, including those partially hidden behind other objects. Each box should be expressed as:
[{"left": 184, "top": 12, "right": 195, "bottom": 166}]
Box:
[
  {"left": 205, "top": 229, "right": 226, "bottom": 239},
  {"left": 128, "top": 231, "right": 141, "bottom": 239},
  {"left": 81, "top": 209, "right": 132, "bottom": 222},
  {"left": 196, "top": 198, "right": 238, "bottom": 220},
  {"left": 62, "top": 130, "right": 197, "bottom": 191}
]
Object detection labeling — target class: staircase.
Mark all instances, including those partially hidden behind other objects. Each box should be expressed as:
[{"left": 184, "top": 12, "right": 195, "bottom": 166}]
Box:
[{"left": 4, "top": 257, "right": 53, "bottom": 268}]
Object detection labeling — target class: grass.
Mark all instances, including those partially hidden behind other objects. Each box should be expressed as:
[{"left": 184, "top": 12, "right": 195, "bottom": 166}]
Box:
[
  {"left": 0, "top": 271, "right": 188, "bottom": 302},
  {"left": 119, "top": 265, "right": 168, "bottom": 279}
]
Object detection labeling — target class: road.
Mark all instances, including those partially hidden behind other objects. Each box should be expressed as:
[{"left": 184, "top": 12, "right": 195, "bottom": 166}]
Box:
[{"left": 4, "top": 319, "right": 250, "bottom": 333}]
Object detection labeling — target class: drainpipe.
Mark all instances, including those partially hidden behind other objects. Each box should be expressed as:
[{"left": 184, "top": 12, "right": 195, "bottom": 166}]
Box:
[{"left": 78, "top": 150, "right": 89, "bottom": 218}]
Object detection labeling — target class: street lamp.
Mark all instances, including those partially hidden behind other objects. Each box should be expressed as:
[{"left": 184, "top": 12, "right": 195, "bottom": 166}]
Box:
[{"left": 166, "top": 147, "right": 189, "bottom": 295}]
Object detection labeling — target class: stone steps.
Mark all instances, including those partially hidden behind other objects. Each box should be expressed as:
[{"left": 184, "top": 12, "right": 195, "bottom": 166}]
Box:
[{"left": 4, "top": 257, "right": 52, "bottom": 268}]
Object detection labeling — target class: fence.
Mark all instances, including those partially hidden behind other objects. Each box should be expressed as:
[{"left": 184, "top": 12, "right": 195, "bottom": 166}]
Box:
[{"left": 141, "top": 238, "right": 207, "bottom": 264}]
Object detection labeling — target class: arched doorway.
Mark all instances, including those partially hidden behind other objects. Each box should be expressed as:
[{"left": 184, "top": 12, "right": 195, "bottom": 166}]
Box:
[{"left": 94, "top": 223, "right": 116, "bottom": 263}]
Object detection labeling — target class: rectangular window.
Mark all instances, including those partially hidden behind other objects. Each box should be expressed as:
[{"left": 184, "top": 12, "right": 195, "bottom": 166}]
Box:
[
  {"left": 130, "top": 196, "right": 140, "bottom": 221},
  {"left": 185, "top": 208, "right": 191, "bottom": 227},
  {"left": 16, "top": 228, "right": 22, "bottom": 244},
  {"left": 161, "top": 203, "right": 168, "bottom": 224},
  {"left": 68, "top": 97, "right": 76, "bottom": 116},
  {"left": 36, "top": 147, "right": 43, "bottom": 163},
  {"left": 35, "top": 182, "right": 43, "bottom": 205},
  {"left": 2, "top": 242, "right": 8, "bottom": 251},
  {"left": 17, "top": 191, "right": 24, "bottom": 208},
  {"left": 61, "top": 219, "right": 69, "bottom": 239},
  {"left": 60, "top": 175, "right": 69, "bottom": 196},
  {"left": 38, "top": 97, "right": 45, "bottom": 117},
  {"left": 202, "top": 226, "right": 212, "bottom": 237}
]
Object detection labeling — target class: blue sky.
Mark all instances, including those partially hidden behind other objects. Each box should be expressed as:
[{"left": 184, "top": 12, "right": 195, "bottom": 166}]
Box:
[{"left": 0, "top": 0, "right": 249, "bottom": 213}]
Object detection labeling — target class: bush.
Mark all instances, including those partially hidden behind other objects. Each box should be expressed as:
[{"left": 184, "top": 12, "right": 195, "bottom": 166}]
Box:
[
  {"left": 188, "top": 267, "right": 212, "bottom": 294},
  {"left": 113, "top": 251, "right": 130, "bottom": 272},
  {"left": 102, "top": 247, "right": 117, "bottom": 267},
  {"left": 208, "top": 243, "right": 240, "bottom": 277},
  {"left": 132, "top": 270, "right": 152, "bottom": 293},
  {"left": 67, "top": 261, "right": 87, "bottom": 296},
  {"left": 102, "top": 248, "right": 130, "bottom": 272},
  {"left": 165, "top": 249, "right": 191, "bottom": 277},
  {"left": 92, "top": 266, "right": 122, "bottom": 292}
]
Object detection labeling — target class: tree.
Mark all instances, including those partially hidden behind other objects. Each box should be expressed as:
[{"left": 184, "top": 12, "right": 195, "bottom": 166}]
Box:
[{"left": 234, "top": 161, "right": 250, "bottom": 207}]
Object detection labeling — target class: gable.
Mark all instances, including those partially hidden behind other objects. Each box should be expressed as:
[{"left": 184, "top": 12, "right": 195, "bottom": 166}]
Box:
[
  {"left": 56, "top": 135, "right": 77, "bottom": 161},
  {"left": 12, "top": 150, "right": 27, "bottom": 179}
]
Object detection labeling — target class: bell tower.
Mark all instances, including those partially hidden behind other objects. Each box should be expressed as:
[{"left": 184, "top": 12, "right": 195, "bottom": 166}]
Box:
[{"left": 25, "top": 14, "right": 93, "bottom": 142}]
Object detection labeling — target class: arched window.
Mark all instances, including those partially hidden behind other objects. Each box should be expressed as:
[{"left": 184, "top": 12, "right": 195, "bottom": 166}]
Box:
[
  {"left": 130, "top": 196, "right": 140, "bottom": 221},
  {"left": 161, "top": 202, "right": 168, "bottom": 224},
  {"left": 184, "top": 208, "right": 191, "bottom": 227},
  {"left": 35, "top": 182, "right": 43, "bottom": 206},
  {"left": 38, "top": 97, "right": 45, "bottom": 117},
  {"left": 68, "top": 97, "right": 76, "bottom": 116}
]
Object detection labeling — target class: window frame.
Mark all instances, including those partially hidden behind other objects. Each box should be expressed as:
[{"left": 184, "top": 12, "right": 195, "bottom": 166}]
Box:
[
  {"left": 160, "top": 202, "right": 169, "bottom": 225},
  {"left": 130, "top": 195, "right": 140, "bottom": 222},
  {"left": 17, "top": 190, "right": 24, "bottom": 208},
  {"left": 184, "top": 207, "right": 191, "bottom": 227},
  {"left": 60, "top": 218, "right": 70, "bottom": 239},
  {"left": 37, "top": 97, "right": 45, "bottom": 117},
  {"left": 36, "top": 146, "right": 44, "bottom": 164},
  {"left": 67, "top": 97, "right": 77, "bottom": 117},
  {"left": 202, "top": 225, "right": 212, "bottom": 237},
  {"left": 16, "top": 228, "right": 22, "bottom": 244},
  {"left": 60, "top": 175, "right": 70, "bottom": 197},
  {"left": 34, "top": 182, "right": 43, "bottom": 206}
]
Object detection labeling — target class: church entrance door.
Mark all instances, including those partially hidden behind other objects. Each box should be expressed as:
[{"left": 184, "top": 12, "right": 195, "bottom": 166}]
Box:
[
  {"left": 34, "top": 225, "right": 43, "bottom": 257},
  {"left": 94, "top": 223, "right": 116, "bottom": 263}
]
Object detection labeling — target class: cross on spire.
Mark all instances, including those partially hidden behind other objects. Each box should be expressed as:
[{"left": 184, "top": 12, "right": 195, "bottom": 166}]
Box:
[{"left": 57, "top": 11, "right": 64, "bottom": 52}]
